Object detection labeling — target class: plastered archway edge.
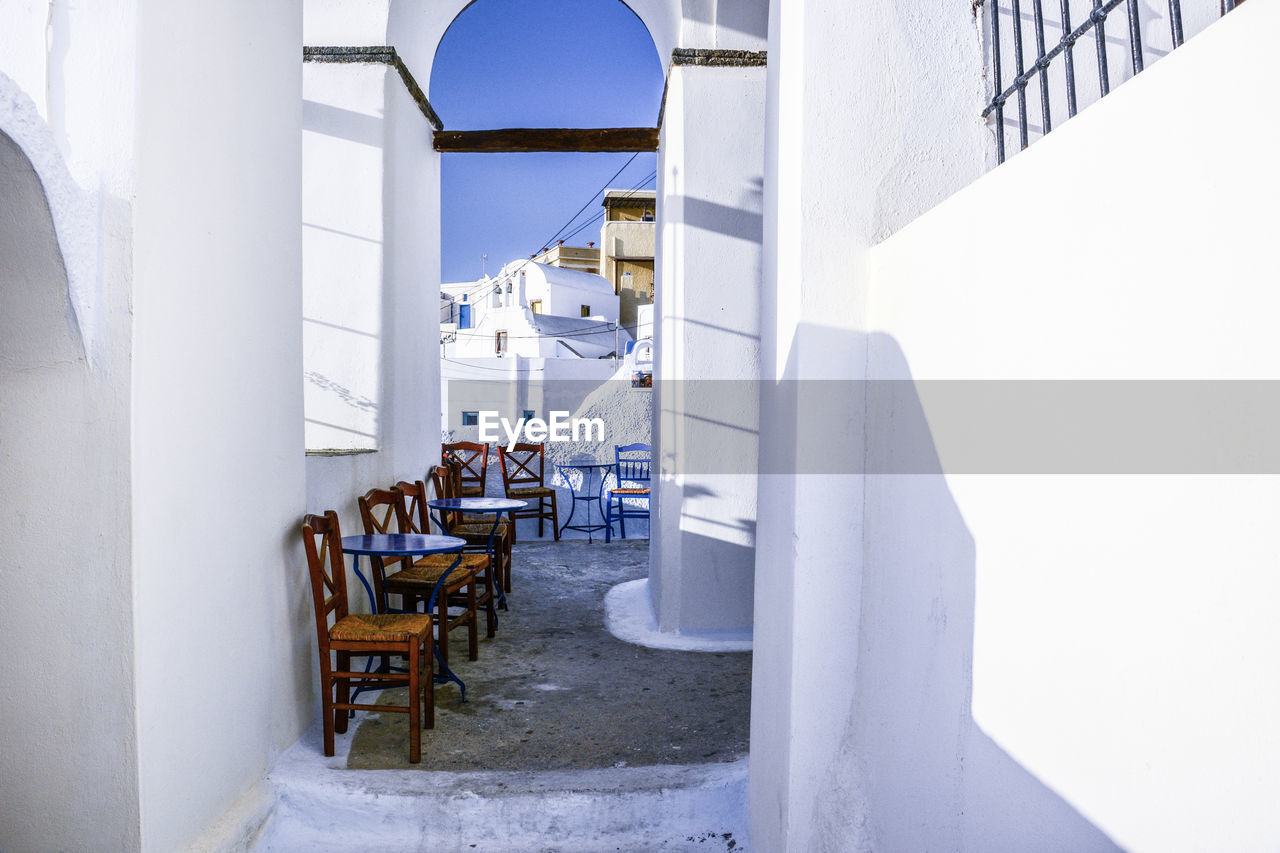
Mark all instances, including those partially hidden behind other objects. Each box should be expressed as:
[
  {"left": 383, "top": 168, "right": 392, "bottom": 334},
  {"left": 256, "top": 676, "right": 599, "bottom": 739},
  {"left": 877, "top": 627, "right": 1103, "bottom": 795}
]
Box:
[{"left": 0, "top": 72, "right": 101, "bottom": 363}]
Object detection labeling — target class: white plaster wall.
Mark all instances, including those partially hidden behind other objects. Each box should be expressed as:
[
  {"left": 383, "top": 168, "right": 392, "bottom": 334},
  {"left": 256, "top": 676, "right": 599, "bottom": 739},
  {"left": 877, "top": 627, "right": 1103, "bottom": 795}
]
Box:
[
  {"left": 130, "top": 4, "right": 307, "bottom": 851},
  {"left": 303, "top": 62, "right": 388, "bottom": 451},
  {"left": 862, "top": 5, "right": 1280, "bottom": 850},
  {"left": 652, "top": 61, "right": 764, "bottom": 633},
  {"left": 303, "top": 7, "right": 442, "bottom": 617},
  {"left": 750, "top": 0, "right": 991, "bottom": 848},
  {"left": 0, "top": 123, "right": 138, "bottom": 853},
  {"left": 0, "top": 4, "right": 141, "bottom": 848}
]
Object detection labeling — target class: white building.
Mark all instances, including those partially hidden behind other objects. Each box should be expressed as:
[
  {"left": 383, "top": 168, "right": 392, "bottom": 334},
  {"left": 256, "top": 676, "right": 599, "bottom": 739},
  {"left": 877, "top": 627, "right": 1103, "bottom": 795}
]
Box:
[{"left": 441, "top": 260, "right": 630, "bottom": 359}]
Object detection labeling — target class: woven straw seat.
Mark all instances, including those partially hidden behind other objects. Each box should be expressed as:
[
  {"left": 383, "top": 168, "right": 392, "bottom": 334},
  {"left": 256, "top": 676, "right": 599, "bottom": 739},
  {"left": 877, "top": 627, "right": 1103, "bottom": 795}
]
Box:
[
  {"left": 330, "top": 612, "right": 432, "bottom": 643},
  {"left": 508, "top": 485, "right": 554, "bottom": 498},
  {"left": 610, "top": 487, "right": 650, "bottom": 495},
  {"left": 399, "top": 552, "right": 487, "bottom": 584},
  {"left": 460, "top": 485, "right": 484, "bottom": 497},
  {"left": 453, "top": 522, "right": 509, "bottom": 535}
]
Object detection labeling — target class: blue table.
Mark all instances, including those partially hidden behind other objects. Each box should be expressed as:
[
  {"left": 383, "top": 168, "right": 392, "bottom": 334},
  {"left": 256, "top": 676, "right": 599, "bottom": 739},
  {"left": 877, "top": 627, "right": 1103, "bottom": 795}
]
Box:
[
  {"left": 427, "top": 497, "right": 524, "bottom": 612},
  {"left": 341, "top": 533, "right": 468, "bottom": 697},
  {"left": 554, "top": 460, "right": 616, "bottom": 543}
]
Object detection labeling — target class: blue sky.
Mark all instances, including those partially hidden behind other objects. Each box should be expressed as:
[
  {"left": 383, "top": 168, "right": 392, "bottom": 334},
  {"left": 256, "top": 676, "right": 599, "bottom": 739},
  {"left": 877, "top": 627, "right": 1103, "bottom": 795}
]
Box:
[{"left": 430, "top": 0, "right": 664, "bottom": 282}]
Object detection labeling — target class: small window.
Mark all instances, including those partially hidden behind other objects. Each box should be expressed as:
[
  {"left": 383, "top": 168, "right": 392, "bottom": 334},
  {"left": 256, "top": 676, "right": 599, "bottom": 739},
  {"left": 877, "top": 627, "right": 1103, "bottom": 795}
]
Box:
[
  {"left": 462, "top": 411, "right": 479, "bottom": 426},
  {"left": 581, "top": 305, "right": 590, "bottom": 317},
  {"left": 495, "top": 330, "right": 508, "bottom": 354},
  {"left": 530, "top": 299, "right": 543, "bottom": 314},
  {"left": 523, "top": 409, "right": 535, "bottom": 420}
]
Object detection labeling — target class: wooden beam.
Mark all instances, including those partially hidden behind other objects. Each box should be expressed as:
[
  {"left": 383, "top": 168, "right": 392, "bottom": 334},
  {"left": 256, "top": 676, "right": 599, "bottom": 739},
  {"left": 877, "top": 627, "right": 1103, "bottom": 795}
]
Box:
[{"left": 433, "top": 127, "right": 659, "bottom": 153}]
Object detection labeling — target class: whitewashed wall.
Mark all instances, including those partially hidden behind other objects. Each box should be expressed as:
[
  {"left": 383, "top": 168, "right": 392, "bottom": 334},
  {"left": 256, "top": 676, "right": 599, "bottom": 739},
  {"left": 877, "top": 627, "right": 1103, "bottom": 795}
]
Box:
[
  {"left": 130, "top": 4, "right": 307, "bottom": 851},
  {"left": 303, "top": 4, "right": 442, "bottom": 616},
  {"left": 652, "top": 58, "right": 765, "bottom": 634},
  {"left": 863, "top": 4, "right": 1280, "bottom": 850},
  {"left": 751, "top": 0, "right": 990, "bottom": 847},
  {"left": 0, "top": 102, "right": 138, "bottom": 852}
]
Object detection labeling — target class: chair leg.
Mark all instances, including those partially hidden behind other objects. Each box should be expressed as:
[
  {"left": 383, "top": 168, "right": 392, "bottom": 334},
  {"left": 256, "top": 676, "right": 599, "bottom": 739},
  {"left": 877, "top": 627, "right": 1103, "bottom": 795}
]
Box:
[
  {"left": 484, "top": 577, "right": 498, "bottom": 638},
  {"left": 467, "top": 580, "right": 479, "bottom": 661},
  {"left": 549, "top": 493, "right": 560, "bottom": 541},
  {"left": 408, "top": 641, "right": 421, "bottom": 763},
  {"left": 424, "top": 634, "right": 435, "bottom": 730},
  {"left": 619, "top": 504, "right": 627, "bottom": 540},
  {"left": 435, "top": 593, "right": 450, "bottom": 669},
  {"left": 605, "top": 495, "right": 613, "bottom": 543},
  {"left": 321, "top": 672, "right": 337, "bottom": 757},
  {"left": 334, "top": 652, "right": 350, "bottom": 734}
]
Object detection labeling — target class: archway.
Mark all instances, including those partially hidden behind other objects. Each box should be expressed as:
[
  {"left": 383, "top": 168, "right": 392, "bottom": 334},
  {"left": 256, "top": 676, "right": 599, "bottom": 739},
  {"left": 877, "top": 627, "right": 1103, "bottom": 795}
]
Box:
[{"left": 0, "top": 126, "right": 137, "bottom": 851}]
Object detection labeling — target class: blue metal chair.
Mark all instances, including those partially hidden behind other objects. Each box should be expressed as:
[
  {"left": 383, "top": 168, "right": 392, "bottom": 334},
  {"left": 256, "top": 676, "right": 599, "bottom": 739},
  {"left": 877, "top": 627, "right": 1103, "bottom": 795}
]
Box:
[{"left": 605, "top": 443, "right": 651, "bottom": 542}]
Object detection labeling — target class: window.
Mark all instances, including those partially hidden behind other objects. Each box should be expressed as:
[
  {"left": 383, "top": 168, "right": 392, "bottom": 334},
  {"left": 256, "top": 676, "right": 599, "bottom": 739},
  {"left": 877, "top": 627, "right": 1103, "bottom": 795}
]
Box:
[
  {"left": 581, "top": 305, "right": 590, "bottom": 317},
  {"left": 530, "top": 299, "right": 543, "bottom": 314},
  {"left": 462, "top": 411, "right": 479, "bottom": 426},
  {"left": 523, "top": 409, "right": 535, "bottom": 420},
  {"left": 495, "top": 330, "right": 508, "bottom": 354}
]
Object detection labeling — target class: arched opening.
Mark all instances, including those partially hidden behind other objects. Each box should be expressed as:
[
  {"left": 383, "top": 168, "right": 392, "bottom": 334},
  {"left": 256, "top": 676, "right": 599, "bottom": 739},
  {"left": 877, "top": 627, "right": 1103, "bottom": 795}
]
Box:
[
  {"left": 0, "top": 127, "right": 137, "bottom": 851},
  {"left": 431, "top": 0, "right": 663, "bottom": 479}
]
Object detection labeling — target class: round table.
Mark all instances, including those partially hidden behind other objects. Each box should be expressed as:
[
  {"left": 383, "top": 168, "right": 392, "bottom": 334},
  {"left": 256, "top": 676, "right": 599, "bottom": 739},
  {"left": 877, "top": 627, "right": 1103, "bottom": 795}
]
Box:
[
  {"left": 426, "top": 497, "right": 525, "bottom": 610},
  {"left": 554, "top": 459, "right": 616, "bottom": 543},
  {"left": 341, "top": 533, "right": 467, "bottom": 695}
]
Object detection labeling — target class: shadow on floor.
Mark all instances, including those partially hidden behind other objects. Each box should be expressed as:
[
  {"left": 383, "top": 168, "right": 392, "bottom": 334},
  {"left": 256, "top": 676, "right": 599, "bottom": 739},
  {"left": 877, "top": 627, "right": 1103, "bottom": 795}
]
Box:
[{"left": 348, "top": 539, "right": 751, "bottom": 771}]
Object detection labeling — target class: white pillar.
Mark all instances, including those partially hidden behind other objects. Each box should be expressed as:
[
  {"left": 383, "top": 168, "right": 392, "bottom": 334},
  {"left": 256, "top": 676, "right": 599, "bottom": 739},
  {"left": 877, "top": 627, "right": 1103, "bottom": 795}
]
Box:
[{"left": 651, "top": 55, "right": 766, "bottom": 634}]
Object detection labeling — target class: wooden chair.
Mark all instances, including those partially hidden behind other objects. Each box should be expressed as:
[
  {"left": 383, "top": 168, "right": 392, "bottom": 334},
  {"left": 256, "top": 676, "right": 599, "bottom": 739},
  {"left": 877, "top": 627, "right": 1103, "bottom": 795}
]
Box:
[
  {"left": 394, "top": 479, "right": 500, "bottom": 637},
  {"left": 301, "top": 511, "right": 433, "bottom": 762},
  {"left": 497, "top": 442, "right": 560, "bottom": 541},
  {"left": 358, "top": 487, "right": 484, "bottom": 666},
  {"left": 442, "top": 441, "right": 489, "bottom": 497},
  {"left": 426, "top": 462, "right": 515, "bottom": 594},
  {"left": 605, "top": 442, "right": 651, "bottom": 543}
]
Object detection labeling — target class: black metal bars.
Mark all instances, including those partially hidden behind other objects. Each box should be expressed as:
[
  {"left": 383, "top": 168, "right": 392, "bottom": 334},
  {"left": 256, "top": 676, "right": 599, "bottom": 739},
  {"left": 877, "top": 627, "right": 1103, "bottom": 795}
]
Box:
[{"left": 978, "top": 0, "right": 1206, "bottom": 163}]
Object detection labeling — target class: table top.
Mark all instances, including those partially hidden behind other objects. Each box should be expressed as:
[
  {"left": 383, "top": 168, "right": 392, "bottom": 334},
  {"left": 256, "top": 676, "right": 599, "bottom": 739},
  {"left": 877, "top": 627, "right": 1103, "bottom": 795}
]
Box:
[
  {"left": 556, "top": 459, "right": 615, "bottom": 469},
  {"left": 426, "top": 497, "right": 526, "bottom": 513},
  {"left": 341, "top": 533, "right": 466, "bottom": 556}
]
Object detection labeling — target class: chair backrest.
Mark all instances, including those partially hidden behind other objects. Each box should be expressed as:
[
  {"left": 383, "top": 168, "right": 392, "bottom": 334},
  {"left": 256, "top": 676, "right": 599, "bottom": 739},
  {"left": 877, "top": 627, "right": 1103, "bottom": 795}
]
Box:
[
  {"left": 443, "top": 441, "right": 488, "bottom": 495},
  {"left": 395, "top": 479, "right": 431, "bottom": 534},
  {"left": 425, "top": 463, "right": 464, "bottom": 530},
  {"left": 615, "top": 442, "right": 651, "bottom": 485},
  {"left": 357, "top": 487, "right": 410, "bottom": 582},
  {"left": 498, "top": 443, "right": 546, "bottom": 492},
  {"left": 302, "top": 511, "right": 349, "bottom": 647}
]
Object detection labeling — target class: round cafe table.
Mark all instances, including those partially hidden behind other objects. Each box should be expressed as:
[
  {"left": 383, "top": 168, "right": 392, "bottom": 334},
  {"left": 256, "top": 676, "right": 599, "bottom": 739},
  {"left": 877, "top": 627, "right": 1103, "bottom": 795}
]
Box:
[{"left": 341, "top": 533, "right": 468, "bottom": 696}]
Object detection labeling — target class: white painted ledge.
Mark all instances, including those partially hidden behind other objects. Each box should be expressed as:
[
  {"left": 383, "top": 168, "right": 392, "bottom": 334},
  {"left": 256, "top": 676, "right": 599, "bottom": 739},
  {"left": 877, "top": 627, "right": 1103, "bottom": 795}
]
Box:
[{"left": 604, "top": 578, "right": 753, "bottom": 652}]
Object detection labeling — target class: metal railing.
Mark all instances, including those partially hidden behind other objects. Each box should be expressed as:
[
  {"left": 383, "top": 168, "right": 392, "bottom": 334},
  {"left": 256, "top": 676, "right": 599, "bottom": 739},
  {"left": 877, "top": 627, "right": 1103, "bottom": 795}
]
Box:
[{"left": 978, "top": 0, "right": 1237, "bottom": 162}]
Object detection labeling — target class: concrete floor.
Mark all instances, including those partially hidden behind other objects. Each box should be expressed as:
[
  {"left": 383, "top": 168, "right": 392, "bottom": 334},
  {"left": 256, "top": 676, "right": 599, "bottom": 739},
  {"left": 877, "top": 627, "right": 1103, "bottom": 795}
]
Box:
[{"left": 347, "top": 538, "right": 752, "bottom": 772}]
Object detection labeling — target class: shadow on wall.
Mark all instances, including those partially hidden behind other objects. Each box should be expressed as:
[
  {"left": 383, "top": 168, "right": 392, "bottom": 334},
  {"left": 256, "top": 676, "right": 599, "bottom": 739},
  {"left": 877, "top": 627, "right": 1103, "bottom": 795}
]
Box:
[{"left": 783, "top": 327, "right": 1123, "bottom": 851}]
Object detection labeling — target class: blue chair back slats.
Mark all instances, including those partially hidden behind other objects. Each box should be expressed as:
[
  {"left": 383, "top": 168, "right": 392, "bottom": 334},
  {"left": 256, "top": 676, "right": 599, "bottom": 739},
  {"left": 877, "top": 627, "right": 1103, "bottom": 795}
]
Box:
[{"left": 614, "top": 442, "right": 651, "bottom": 485}]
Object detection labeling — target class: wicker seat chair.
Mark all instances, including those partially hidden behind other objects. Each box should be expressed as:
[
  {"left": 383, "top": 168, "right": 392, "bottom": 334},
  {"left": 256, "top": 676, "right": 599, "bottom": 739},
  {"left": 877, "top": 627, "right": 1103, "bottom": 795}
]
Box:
[
  {"left": 442, "top": 441, "right": 489, "bottom": 497},
  {"left": 358, "top": 486, "right": 486, "bottom": 665},
  {"left": 497, "top": 442, "right": 560, "bottom": 541},
  {"left": 301, "top": 511, "right": 433, "bottom": 762},
  {"left": 425, "top": 462, "right": 515, "bottom": 595},
  {"left": 605, "top": 443, "right": 651, "bottom": 543},
  {"left": 394, "top": 478, "right": 500, "bottom": 636}
]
